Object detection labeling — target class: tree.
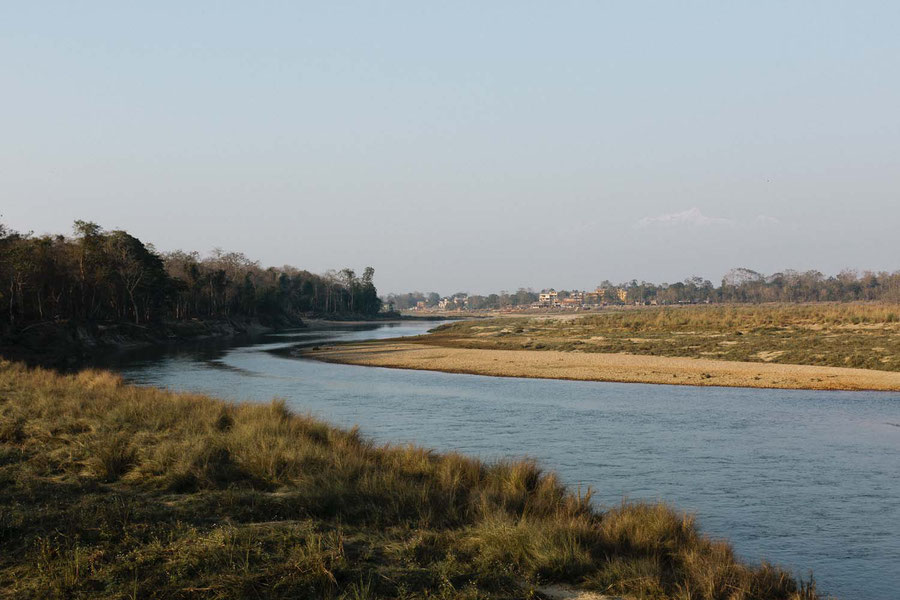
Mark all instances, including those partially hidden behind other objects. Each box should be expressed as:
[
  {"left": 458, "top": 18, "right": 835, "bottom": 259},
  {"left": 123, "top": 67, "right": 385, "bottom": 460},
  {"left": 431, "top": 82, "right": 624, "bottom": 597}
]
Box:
[{"left": 104, "top": 230, "right": 167, "bottom": 323}]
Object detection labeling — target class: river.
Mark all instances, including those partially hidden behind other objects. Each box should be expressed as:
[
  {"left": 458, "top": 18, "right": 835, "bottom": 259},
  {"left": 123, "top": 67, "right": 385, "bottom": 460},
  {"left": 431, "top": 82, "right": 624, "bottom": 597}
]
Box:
[{"left": 101, "top": 320, "right": 900, "bottom": 600}]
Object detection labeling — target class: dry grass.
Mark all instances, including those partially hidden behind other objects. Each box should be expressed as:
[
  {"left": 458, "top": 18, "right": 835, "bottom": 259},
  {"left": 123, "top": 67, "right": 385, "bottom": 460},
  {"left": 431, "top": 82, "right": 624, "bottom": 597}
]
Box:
[
  {"left": 0, "top": 361, "right": 820, "bottom": 599},
  {"left": 418, "top": 303, "right": 900, "bottom": 372}
]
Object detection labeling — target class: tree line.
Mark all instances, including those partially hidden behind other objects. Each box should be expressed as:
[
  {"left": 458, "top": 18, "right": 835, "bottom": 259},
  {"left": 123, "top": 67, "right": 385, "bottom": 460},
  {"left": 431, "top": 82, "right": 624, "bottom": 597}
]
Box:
[
  {"left": 389, "top": 267, "right": 900, "bottom": 311},
  {"left": 385, "top": 289, "right": 540, "bottom": 311},
  {"left": 647, "top": 268, "right": 900, "bottom": 304},
  {"left": 0, "top": 221, "right": 381, "bottom": 331}
]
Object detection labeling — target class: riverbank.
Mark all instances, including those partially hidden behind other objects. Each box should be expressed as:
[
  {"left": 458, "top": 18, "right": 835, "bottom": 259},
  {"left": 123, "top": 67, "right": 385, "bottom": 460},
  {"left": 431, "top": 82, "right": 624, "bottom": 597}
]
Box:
[
  {"left": 302, "top": 340, "right": 900, "bottom": 391},
  {"left": 0, "top": 361, "right": 817, "bottom": 599},
  {"left": 302, "top": 314, "right": 454, "bottom": 329},
  {"left": 0, "top": 317, "right": 286, "bottom": 368},
  {"left": 0, "top": 313, "right": 453, "bottom": 367},
  {"left": 419, "top": 304, "right": 900, "bottom": 372}
]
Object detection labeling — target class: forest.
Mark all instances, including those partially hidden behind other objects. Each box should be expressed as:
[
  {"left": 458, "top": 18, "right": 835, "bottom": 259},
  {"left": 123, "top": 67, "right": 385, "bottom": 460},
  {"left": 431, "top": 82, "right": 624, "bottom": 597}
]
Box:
[{"left": 0, "top": 221, "right": 381, "bottom": 332}]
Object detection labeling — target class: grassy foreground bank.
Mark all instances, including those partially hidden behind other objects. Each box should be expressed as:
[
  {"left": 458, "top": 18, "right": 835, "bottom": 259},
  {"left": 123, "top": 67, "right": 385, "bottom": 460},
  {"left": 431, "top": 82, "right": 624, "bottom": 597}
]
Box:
[{"left": 0, "top": 363, "right": 818, "bottom": 599}]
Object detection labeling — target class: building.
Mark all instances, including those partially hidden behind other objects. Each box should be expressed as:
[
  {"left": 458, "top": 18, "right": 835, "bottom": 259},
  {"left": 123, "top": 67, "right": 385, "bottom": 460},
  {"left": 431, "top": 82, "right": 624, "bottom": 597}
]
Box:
[
  {"left": 438, "top": 295, "right": 468, "bottom": 310},
  {"left": 538, "top": 290, "right": 558, "bottom": 306}
]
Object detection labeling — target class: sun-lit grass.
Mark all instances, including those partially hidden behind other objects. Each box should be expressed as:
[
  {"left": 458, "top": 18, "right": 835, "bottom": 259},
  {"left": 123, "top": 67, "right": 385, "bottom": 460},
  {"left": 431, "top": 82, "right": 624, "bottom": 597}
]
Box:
[
  {"left": 420, "top": 303, "right": 900, "bottom": 371},
  {"left": 0, "top": 361, "right": 819, "bottom": 599}
]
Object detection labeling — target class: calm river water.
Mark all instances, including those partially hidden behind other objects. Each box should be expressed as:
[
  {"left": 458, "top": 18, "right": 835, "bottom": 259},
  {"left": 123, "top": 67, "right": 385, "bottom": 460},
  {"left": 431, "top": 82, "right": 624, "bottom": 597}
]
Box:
[{"left": 104, "top": 321, "right": 900, "bottom": 600}]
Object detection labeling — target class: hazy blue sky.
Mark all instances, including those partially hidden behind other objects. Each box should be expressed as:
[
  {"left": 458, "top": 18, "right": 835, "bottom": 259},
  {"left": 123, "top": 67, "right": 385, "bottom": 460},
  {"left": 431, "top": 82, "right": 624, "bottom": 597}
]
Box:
[{"left": 2, "top": 2, "right": 898, "bottom": 294}]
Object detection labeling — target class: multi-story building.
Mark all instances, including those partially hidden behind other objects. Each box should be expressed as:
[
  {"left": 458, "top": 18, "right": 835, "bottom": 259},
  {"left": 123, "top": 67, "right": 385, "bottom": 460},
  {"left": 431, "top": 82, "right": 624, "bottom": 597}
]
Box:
[
  {"left": 438, "top": 296, "right": 468, "bottom": 310},
  {"left": 538, "top": 290, "right": 559, "bottom": 305}
]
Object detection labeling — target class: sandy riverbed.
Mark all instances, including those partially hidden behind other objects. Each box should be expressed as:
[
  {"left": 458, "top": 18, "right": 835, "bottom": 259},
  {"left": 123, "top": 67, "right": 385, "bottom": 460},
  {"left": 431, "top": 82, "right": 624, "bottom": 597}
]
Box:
[{"left": 302, "top": 341, "right": 900, "bottom": 391}]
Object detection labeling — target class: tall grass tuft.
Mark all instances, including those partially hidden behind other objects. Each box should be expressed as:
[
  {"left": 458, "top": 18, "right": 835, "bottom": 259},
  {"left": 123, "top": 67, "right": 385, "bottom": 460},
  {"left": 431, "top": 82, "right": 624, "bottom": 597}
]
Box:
[{"left": 89, "top": 433, "right": 138, "bottom": 482}]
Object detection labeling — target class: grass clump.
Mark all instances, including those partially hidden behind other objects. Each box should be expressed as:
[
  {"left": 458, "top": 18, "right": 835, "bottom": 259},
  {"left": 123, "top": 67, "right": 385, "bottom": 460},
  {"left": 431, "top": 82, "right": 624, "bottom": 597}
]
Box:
[
  {"left": 88, "top": 433, "right": 137, "bottom": 482},
  {"left": 0, "top": 361, "right": 821, "bottom": 599}
]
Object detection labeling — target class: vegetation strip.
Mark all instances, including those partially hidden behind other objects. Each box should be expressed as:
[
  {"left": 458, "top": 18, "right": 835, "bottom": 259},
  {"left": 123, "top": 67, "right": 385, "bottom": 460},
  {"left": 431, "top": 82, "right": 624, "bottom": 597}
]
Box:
[
  {"left": 419, "top": 304, "right": 900, "bottom": 372},
  {"left": 0, "top": 362, "right": 817, "bottom": 599}
]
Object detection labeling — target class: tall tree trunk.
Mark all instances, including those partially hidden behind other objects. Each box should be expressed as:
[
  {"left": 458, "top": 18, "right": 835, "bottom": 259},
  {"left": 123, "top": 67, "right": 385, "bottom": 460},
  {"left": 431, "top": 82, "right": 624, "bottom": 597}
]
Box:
[{"left": 9, "top": 278, "right": 15, "bottom": 325}]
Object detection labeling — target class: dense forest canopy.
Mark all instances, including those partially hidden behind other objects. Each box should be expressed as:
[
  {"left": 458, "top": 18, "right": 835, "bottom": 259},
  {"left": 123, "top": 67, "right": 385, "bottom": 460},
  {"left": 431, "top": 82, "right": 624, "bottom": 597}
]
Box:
[
  {"left": 0, "top": 221, "right": 381, "bottom": 330},
  {"left": 388, "top": 267, "right": 900, "bottom": 310}
]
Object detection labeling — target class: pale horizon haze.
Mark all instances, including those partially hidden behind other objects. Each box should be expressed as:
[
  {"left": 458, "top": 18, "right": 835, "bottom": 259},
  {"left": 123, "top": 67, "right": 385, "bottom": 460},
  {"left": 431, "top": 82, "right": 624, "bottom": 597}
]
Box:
[{"left": 2, "top": 2, "right": 898, "bottom": 295}]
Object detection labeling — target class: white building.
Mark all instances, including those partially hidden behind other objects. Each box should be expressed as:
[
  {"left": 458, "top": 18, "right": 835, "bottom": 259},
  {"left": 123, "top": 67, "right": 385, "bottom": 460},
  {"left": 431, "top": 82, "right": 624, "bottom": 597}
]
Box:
[{"left": 538, "top": 290, "right": 558, "bottom": 305}]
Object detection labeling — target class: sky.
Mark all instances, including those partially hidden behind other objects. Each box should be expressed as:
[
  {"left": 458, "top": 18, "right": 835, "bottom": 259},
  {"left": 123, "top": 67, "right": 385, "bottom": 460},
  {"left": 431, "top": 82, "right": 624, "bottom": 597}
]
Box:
[{"left": 2, "top": 2, "right": 899, "bottom": 295}]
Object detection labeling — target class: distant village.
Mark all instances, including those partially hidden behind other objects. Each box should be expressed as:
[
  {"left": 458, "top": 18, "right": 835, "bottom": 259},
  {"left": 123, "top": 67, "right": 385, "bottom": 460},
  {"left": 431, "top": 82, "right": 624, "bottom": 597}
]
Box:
[{"left": 405, "top": 285, "right": 711, "bottom": 313}]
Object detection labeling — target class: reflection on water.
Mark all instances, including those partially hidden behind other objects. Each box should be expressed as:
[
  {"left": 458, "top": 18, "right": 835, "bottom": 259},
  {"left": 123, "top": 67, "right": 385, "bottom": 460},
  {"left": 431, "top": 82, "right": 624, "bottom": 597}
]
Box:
[{"left": 103, "top": 321, "right": 899, "bottom": 600}]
